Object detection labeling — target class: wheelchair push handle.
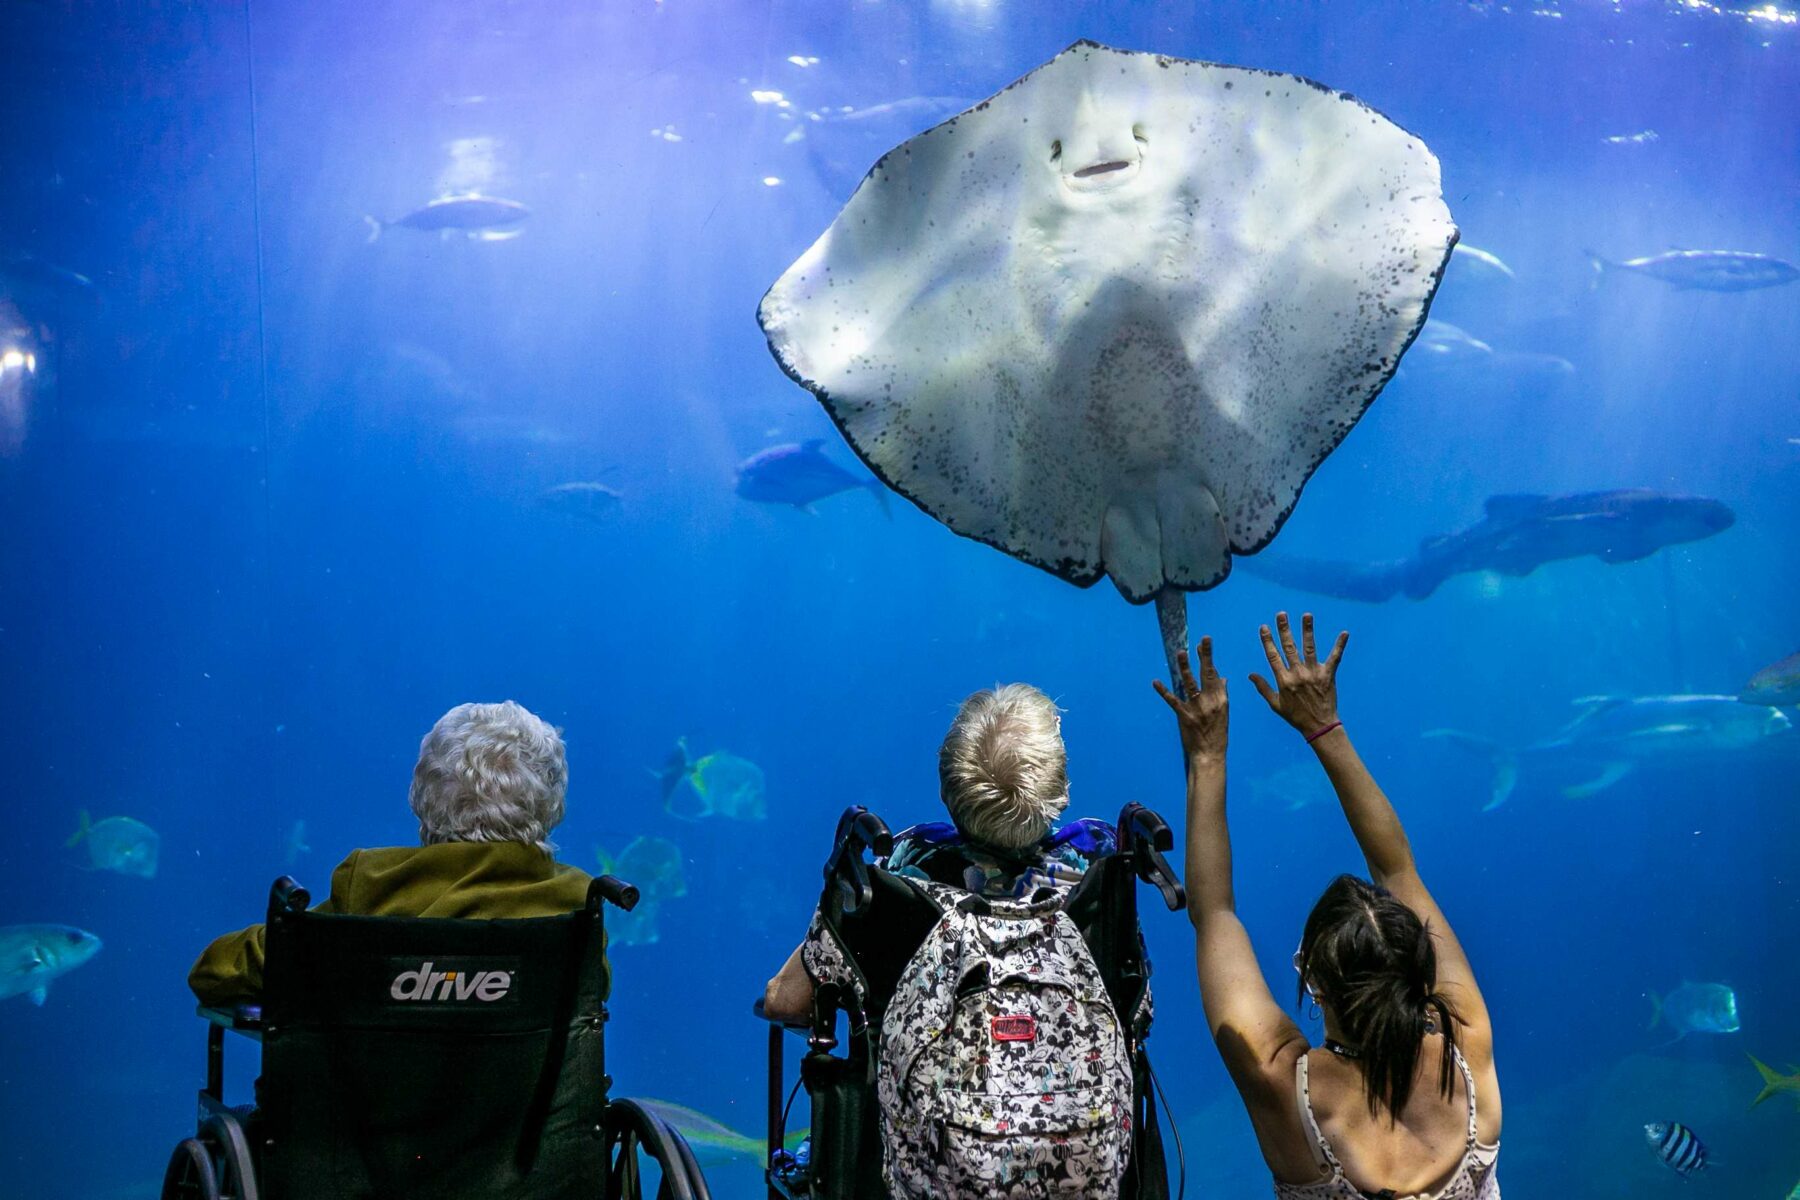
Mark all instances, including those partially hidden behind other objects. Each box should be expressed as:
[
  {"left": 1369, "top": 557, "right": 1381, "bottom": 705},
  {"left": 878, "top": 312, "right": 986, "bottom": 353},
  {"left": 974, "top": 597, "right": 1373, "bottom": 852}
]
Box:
[
  {"left": 593, "top": 874, "right": 641, "bottom": 912},
  {"left": 824, "top": 805, "right": 892, "bottom": 916},
  {"left": 268, "top": 875, "right": 310, "bottom": 917},
  {"left": 1117, "top": 802, "right": 1187, "bottom": 913}
]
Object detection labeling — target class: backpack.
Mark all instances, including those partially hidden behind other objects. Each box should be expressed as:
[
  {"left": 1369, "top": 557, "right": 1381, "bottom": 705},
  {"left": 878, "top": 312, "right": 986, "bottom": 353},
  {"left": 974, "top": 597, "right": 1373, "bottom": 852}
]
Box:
[{"left": 874, "top": 879, "right": 1133, "bottom": 1200}]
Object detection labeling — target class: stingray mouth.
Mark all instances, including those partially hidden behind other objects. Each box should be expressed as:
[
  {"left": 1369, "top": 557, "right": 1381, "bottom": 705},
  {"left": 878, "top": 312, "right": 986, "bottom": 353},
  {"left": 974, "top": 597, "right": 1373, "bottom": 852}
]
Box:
[
  {"left": 1052, "top": 131, "right": 1145, "bottom": 194},
  {"left": 1062, "top": 153, "right": 1141, "bottom": 193}
]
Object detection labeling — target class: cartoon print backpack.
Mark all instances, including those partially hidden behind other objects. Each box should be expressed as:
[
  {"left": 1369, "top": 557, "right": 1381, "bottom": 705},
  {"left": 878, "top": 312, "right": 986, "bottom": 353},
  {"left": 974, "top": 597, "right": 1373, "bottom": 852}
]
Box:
[{"left": 873, "top": 879, "right": 1132, "bottom": 1200}]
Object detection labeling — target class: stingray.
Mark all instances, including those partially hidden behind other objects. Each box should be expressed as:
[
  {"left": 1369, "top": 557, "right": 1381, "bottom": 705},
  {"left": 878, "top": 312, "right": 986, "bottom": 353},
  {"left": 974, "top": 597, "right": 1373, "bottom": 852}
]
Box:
[{"left": 758, "top": 40, "right": 1456, "bottom": 681}]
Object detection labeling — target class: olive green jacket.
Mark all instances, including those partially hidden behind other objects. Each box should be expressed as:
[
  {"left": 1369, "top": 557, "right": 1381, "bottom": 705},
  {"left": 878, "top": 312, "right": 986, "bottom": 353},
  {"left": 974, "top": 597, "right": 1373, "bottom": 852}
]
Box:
[{"left": 188, "top": 843, "right": 600, "bottom": 1006}]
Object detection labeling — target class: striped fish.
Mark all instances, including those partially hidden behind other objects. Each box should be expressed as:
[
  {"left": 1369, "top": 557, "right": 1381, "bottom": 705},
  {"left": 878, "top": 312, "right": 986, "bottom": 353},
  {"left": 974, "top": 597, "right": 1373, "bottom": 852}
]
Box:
[{"left": 1642, "top": 1121, "right": 1708, "bottom": 1176}]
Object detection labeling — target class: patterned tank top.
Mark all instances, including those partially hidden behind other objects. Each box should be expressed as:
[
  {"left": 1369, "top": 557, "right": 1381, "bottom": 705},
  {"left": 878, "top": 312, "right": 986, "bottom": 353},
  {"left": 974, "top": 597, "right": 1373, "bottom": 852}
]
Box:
[{"left": 1273, "top": 1044, "right": 1499, "bottom": 1200}]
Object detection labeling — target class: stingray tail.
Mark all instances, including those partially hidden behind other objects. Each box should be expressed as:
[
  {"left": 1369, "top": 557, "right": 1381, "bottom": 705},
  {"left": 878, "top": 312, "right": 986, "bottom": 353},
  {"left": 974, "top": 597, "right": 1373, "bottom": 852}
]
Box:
[
  {"left": 363, "top": 215, "right": 385, "bottom": 244},
  {"left": 1421, "top": 730, "right": 1519, "bottom": 810},
  {"left": 1155, "top": 588, "right": 1190, "bottom": 694},
  {"left": 865, "top": 478, "right": 892, "bottom": 519},
  {"left": 65, "top": 809, "right": 92, "bottom": 847}
]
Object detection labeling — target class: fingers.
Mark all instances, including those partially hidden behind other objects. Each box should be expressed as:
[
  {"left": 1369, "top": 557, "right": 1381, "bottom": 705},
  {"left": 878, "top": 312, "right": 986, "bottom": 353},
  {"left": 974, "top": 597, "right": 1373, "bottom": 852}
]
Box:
[
  {"left": 1177, "top": 645, "right": 1200, "bottom": 697},
  {"left": 1151, "top": 678, "right": 1180, "bottom": 711},
  {"left": 1326, "top": 630, "right": 1349, "bottom": 670},
  {"left": 1249, "top": 672, "right": 1278, "bottom": 708},
  {"left": 1276, "top": 611, "right": 1301, "bottom": 669},
  {"left": 1302, "top": 612, "right": 1317, "bottom": 664},
  {"left": 1197, "top": 635, "right": 1218, "bottom": 683},
  {"left": 1258, "top": 623, "right": 1286, "bottom": 676}
]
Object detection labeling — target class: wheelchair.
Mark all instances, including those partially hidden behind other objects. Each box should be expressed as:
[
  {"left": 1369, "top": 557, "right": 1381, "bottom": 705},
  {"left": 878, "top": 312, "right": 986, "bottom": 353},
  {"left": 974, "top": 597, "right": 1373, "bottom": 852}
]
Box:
[
  {"left": 160, "top": 871, "right": 711, "bottom": 1200},
  {"left": 756, "top": 802, "right": 1188, "bottom": 1200}
]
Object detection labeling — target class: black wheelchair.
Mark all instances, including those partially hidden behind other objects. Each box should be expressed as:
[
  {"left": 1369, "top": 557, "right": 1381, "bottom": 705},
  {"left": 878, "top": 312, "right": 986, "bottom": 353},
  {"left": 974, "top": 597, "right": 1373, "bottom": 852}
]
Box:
[
  {"left": 755, "top": 802, "right": 1188, "bottom": 1200},
  {"left": 161, "top": 872, "right": 711, "bottom": 1200}
]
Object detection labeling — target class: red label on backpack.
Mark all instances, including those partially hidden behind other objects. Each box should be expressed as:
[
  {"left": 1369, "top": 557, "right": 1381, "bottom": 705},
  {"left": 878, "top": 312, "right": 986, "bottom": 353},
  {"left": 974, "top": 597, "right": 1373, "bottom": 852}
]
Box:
[{"left": 992, "top": 1014, "right": 1036, "bottom": 1042}]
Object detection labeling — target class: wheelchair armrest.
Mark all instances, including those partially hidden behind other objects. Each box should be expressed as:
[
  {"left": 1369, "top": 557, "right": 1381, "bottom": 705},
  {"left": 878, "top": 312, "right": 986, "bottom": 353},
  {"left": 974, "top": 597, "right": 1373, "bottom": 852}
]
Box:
[
  {"left": 753, "top": 996, "right": 814, "bottom": 1034},
  {"left": 198, "top": 1004, "right": 265, "bottom": 1036}
]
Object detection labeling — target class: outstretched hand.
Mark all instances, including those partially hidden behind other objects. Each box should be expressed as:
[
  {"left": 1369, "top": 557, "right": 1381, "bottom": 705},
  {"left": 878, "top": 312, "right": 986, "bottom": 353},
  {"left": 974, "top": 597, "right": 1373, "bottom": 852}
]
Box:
[
  {"left": 1153, "top": 636, "right": 1229, "bottom": 761},
  {"left": 1249, "top": 612, "right": 1348, "bottom": 737}
]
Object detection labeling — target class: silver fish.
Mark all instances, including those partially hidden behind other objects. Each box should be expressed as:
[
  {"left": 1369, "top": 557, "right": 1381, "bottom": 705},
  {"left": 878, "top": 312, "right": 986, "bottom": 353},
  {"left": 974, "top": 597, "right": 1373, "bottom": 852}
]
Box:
[
  {"left": 364, "top": 194, "right": 530, "bottom": 243},
  {"left": 67, "top": 810, "right": 159, "bottom": 878},
  {"left": 0, "top": 924, "right": 102, "bottom": 1005},
  {"left": 1602, "top": 129, "right": 1659, "bottom": 145},
  {"left": 1588, "top": 248, "right": 1799, "bottom": 292},
  {"left": 538, "top": 481, "right": 623, "bottom": 522},
  {"left": 1649, "top": 981, "right": 1740, "bottom": 1038},
  {"left": 1742, "top": 649, "right": 1800, "bottom": 707}
]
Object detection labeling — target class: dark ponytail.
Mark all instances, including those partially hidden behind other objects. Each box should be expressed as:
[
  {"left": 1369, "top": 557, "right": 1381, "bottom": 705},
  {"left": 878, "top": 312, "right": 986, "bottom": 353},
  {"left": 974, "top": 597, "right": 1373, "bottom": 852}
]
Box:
[{"left": 1296, "top": 875, "right": 1460, "bottom": 1120}]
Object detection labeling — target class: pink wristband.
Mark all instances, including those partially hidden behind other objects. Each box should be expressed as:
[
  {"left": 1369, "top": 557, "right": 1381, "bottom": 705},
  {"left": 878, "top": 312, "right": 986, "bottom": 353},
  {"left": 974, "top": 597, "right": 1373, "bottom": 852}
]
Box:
[{"left": 1305, "top": 720, "right": 1343, "bottom": 744}]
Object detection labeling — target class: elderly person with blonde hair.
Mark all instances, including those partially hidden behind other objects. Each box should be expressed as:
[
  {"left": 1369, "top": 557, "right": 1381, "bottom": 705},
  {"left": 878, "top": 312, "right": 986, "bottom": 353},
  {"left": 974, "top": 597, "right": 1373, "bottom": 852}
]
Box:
[
  {"left": 764, "top": 682, "right": 1113, "bottom": 1021},
  {"left": 189, "top": 700, "right": 599, "bottom": 1005}
]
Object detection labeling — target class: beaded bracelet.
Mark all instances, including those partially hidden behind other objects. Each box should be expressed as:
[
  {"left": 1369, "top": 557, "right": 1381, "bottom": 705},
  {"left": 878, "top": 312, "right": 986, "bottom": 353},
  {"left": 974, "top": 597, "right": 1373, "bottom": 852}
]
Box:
[{"left": 1305, "top": 720, "right": 1343, "bottom": 744}]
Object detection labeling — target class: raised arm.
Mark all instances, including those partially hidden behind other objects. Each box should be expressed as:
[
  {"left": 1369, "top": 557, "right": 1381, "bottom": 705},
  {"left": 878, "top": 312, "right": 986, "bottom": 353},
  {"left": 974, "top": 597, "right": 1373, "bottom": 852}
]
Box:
[
  {"left": 1153, "top": 640, "right": 1306, "bottom": 1098},
  {"left": 1249, "top": 613, "right": 1496, "bottom": 1077}
]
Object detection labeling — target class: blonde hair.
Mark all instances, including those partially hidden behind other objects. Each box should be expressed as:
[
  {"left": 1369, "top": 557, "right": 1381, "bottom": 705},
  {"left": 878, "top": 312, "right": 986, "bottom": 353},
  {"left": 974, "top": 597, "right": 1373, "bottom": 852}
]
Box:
[
  {"left": 409, "top": 701, "right": 567, "bottom": 852},
  {"left": 938, "top": 684, "right": 1069, "bottom": 851}
]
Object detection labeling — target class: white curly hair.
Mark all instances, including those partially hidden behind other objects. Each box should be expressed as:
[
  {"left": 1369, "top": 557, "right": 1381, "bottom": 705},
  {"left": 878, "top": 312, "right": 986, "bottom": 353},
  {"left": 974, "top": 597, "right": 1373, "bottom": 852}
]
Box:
[
  {"left": 938, "top": 684, "right": 1069, "bottom": 851},
  {"left": 409, "top": 701, "right": 567, "bottom": 852}
]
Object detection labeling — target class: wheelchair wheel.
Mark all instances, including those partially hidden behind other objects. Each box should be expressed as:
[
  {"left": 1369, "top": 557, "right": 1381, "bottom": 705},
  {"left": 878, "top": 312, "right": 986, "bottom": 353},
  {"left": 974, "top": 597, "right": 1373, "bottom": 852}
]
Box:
[
  {"left": 161, "top": 1138, "right": 221, "bottom": 1200},
  {"left": 199, "top": 1111, "right": 260, "bottom": 1200}
]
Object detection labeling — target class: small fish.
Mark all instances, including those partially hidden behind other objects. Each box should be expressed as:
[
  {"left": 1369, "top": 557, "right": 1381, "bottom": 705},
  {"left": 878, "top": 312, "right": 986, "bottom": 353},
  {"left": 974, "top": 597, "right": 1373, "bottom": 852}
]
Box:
[
  {"left": 66, "top": 811, "right": 160, "bottom": 878},
  {"left": 1586, "top": 248, "right": 1800, "bottom": 292},
  {"left": 538, "top": 481, "right": 623, "bottom": 522},
  {"left": 1602, "top": 129, "right": 1660, "bottom": 145},
  {"left": 0, "top": 924, "right": 102, "bottom": 1005},
  {"left": 363, "top": 194, "right": 530, "bottom": 243},
  {"left": 1650, "top": 981, "right": 1740, "bottom": 1038},
  {"left": 1408, "top": 320, "right": 1493, "bottom": 368},
  {"left": 1450, "top": 243, "right": 1516, "bottom": 280},
  {"left": 1643, "top": 1121, "right": 1708, "bottom": 1177},
  {"left": 1741, "top": 650, "right": 1800, "bottom": 707},
  {"left": 654, "top": 738, "right": 768, "bottom": 821},
  {"left": 0, "top": 251, "right": 98, "bottom": 298},
  {"left": 595, "top": 836, "right": 687, "bottom": 905},
  {"left": 282, "top": 819, "right": 311, "bottom": 867},
  {"left": 735, "top": 439, "right": 890, "bottom": 515},
  {"left": 1748, "top": 1055, "right": 1800, "bottom": 1109},
  {"left": 1245, "top": 761, "right": 1336, "bottom": 812}
]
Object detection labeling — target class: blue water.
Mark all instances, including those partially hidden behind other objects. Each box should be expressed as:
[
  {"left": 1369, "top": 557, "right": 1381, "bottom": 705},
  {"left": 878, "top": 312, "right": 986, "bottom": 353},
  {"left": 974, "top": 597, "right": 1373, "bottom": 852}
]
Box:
[{"left": 2, "top": 1, "right": 1797, "bottom": 1196}]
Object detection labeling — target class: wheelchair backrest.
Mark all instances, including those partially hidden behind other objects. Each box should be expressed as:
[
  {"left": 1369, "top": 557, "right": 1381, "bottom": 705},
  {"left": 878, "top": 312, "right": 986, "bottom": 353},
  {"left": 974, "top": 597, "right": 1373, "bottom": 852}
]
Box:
[{"left": 257, "top": 876, "right": 614, "bottom": 1200}]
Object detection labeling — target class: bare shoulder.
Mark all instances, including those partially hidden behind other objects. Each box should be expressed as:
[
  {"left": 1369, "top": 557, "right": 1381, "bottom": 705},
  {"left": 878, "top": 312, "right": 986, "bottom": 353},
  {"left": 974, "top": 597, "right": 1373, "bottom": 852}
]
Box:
[{"left": 1229, "top": 1036, "right": 1321, "bottom": 1181}]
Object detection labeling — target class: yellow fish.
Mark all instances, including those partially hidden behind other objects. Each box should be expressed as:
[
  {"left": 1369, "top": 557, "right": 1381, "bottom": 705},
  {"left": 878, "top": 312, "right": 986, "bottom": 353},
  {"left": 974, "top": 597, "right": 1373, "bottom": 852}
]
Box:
[{"left": 1748, "top": 1054, "right": 1800, "bottom": 1109}]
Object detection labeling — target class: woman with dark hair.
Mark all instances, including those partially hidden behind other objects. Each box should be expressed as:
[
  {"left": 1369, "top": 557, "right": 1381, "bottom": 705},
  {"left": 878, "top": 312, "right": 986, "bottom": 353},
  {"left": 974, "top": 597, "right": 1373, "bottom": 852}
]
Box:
[{"left": 1153, "top": 614, "right": 1500, "bottom": 1198}]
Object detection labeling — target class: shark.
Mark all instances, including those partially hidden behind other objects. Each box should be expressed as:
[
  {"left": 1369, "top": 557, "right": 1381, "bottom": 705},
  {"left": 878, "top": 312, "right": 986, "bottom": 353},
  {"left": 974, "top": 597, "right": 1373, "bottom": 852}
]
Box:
[
  {"left": 1426, "top": 694, "right": 1795, "bottom": 809},
  {"left": 1242, "top": 489, "right": 1734, "bottom": 603}
]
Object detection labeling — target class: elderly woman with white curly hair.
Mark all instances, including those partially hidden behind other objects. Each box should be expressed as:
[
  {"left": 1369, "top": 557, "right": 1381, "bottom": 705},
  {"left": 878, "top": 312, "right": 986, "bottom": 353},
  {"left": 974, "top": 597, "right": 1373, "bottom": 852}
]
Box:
[
  {"left": 189, "top": 700, "right": 599, "bottom": 1005},
  {"left": 764, "top": 682, "right": 1113, "bottom": 1022}
]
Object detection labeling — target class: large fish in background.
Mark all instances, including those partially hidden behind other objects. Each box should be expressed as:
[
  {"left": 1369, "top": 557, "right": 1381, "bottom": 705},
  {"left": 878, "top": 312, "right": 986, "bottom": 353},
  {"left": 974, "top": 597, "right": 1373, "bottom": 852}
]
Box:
[
  {"left": 758, "top": 40, "right": 1456, "bottom": 683},
  {"left": 0, "top": 925, "right": 102, "bottom": 1005},
  {"left": 1242, "top": 490, "right": 1734, "bottom": 602},
  {"left": 1426, "top": 694, "right": 1795, "bottom": 810}
]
